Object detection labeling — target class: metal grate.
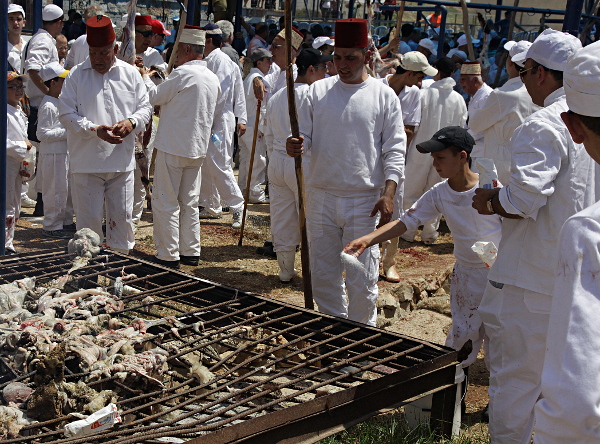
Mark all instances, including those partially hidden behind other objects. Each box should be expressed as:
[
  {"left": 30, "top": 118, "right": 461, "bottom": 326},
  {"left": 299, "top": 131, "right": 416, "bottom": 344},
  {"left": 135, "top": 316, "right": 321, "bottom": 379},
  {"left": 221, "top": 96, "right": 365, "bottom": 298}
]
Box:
[{"left": 0, "top": 250, "right": 459, "bottom": 443}]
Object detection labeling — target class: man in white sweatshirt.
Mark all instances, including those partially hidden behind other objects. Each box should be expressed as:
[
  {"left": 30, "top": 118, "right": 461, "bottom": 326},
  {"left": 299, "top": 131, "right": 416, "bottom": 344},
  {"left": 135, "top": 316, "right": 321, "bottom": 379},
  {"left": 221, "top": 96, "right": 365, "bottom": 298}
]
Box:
[
  {"left": 468, "top": 40, "right": 538, "bottom": 185},
  {"left": 286, "top": 19, "right": 406, "bottom": 326},
  {"left": 472, "top": 29, "right": 593, "bottom": 444}
]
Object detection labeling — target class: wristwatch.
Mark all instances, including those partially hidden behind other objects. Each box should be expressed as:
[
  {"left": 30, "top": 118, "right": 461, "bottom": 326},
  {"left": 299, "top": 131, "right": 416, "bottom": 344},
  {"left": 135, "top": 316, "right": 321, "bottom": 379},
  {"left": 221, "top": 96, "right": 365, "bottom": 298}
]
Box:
[
  {"left": 486, "top": 196, "right": 495, "bottom": 214},
  {"left": 128, "top": 118, "right": 137, "bottom": 129}
]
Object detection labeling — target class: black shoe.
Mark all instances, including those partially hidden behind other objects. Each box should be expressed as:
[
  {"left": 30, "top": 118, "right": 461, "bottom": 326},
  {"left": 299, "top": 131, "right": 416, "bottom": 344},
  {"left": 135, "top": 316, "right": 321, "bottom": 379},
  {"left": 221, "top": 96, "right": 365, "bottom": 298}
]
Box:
[
  {"left": 3, "top": 247, "right": 18, "bottom": 256},
  {"left": 180, "top": 255, "right": 199, "bottom": 266},
  {"left": 151, "top": 256, "right": 181, "bottom": 269},
  {"left": 63, "top": 223, "right": 77, "bottom": 231},
  {"left": 43, "top": 229, "right": 72, "bottom": 239},
  {"left": 256, "top": 244, "right": 277, "bottom": 258},
  {"left": 481, "top": 402, "right": 489, "bottom": 423},
  {"left": 32, "top": 193, "right": 44, "bottom": 217},
  {"left": 264, "top": 241, "right": 273, "bottom": 247}
]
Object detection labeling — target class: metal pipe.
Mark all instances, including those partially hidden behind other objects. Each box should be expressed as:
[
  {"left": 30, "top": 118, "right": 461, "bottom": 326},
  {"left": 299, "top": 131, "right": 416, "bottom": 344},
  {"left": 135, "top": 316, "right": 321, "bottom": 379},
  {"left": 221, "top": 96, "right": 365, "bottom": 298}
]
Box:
[
  {"left": 186, "top": 0, "right": 196, "bottom": 25},
  {"left": 495, "top": 0, "right": 503, "bottom": 22},
  {"left": 563, "top": 0, "right": 585, "bottom": 35},
  {"left": 33, "top": 0, "right": 43, "bottom": 33},
  {"left": 0, "top": 2, "right": 7, "bottom": 256},
  {"left": 348, "top": 0, "right": 355, "bottom": 18},
  {"left": 380, "top": 0, "right": 579, "bottom": 16},
  {"left": 437, "top": 6, "right": 447, "bottom": 57}
]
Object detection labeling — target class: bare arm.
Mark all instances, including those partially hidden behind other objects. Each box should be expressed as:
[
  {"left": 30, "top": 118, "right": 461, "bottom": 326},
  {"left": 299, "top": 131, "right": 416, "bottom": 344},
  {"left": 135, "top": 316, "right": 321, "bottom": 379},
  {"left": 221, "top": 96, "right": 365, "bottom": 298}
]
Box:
[
  {"left": 404, "top": 125, "right": 415, "bottom": 148},
  {"left": 472, "top": 188, "right": 523, "bottom": 219},
  {"left": 344, "top": 219, "right": 408, "bottom": 257},
  {"left": 27, "top": 69, "right": 48, "bottom": 95}
]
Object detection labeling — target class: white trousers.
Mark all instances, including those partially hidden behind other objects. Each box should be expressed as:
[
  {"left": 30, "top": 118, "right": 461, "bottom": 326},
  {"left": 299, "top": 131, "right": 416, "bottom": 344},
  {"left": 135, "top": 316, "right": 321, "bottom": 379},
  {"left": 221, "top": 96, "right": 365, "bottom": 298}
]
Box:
[
  {"left": 268, "top": 151, "right": 309, "bottom": 253},
  {"left": 306, "top": 188, "right": 380, "bottom": 326},
  {"left": 71, "top": 171, "right": 135, "bottom": 251},
  {"left": 238, "top": 127, "right": 267, "bottom": 202},
  {"left": 403, "top": 150, "right": 442, "bottom": 239},
  {"left": 199, "top": 117, "right": 244, "bottom": 213},
  {"left": 152, "top": 150, "right": 203, "bottom": 262},
  {"left": 5, "top": 157, "right": 22, "bottom": 250},
  {"left": 39, "top": 153, "right": 73, "bottom": 231},
  {"left": 478, "top": 282, "right": 550, "bottom": 444},
  {"left": 445, "top": 262, "right": 490, "bottom": 368}
]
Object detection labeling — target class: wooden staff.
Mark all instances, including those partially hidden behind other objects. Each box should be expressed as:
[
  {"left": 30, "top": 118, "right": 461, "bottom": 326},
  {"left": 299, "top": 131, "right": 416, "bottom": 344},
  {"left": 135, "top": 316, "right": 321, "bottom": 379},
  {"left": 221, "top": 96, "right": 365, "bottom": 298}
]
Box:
[
  {"left": 395, "top": 0, "right": 405, "bottom": 33},
  {"left": 238, "top": 101, "right": 262, "bottom": 246},
  {"left": 285, "top": 0, "right": 314, "bottom": 310},
  {"left": 167, "top": 0, "right": 189, "bottom": 74},
  {"left": 459, "top": 0, "right": 475, "bottom": 61},
  {"left": 492, "top": 0, "right": 519, "bottom": 88}
]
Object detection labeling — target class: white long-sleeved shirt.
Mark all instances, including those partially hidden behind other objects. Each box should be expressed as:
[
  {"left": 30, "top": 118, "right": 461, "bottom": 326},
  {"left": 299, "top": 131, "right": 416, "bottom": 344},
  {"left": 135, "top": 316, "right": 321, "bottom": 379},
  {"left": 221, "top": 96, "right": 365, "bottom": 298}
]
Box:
[
  {"left": 468, "top": 77, "right": 538, "bottom": 170},
  {"left": 64, "top": 34, "right": 88, "bottom": 69},
  {"left": 204, "top": 48, "right": 247, "bottom": 125},
  {"left": 534, "top": 201, "right": 600, "bottom": 444},
  {"left": 138, "top": 47, "right": 167, "bottom": 72},
  {"left": 379, "top": 75, "right": 421, "bottom": 127},
  {"left": 489, "top": 88, "right": 596, "bottom": 300},
  {"left": 22, "top": 28, "right": 59, "bottom": 107},
  {"left": 466, "top": 82, "right": 493, "bottom": 158},
  {"left": 298, "top": 75, "right": 406, "bottom": 196},
  {"left": 407, "top": 77, "right": 468, "bottom": 164},
  {"left": 263, "top": 63, "right": 298, "bottom": 104},
  {"left": 7, "top": 103, "right": 28, "bottom": 160},
  {"left": 36, "top": 96, "right": 67, "bottom": 154},
  {"left": 265, "top": 82, "right": 310, "bottom": 155},
  {"left": 243, "top": 67, "right": 267, "bottom": 131},
  {"left": 58, "top": 58, "right": 152, "bottom": 174},
  {"left": 401, "top": 180, "right": 502, "bottom": 268},
  {"left": 146, "top": 59, "right": 221, "bottom": 159},
  {"left": 7, "top": 36, "right": 29, "bottom": 73}
]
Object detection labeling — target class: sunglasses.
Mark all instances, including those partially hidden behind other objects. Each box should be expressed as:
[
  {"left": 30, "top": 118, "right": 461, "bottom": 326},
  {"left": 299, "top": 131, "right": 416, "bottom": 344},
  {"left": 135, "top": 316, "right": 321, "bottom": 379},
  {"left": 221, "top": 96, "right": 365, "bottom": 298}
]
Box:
[
  {"left": 519, "top": 65, "right": 537, "bottom": 80},
  {"left": 7, "top": 85, "right": 25, "bottom": 90},
  {"left": 136, "top": 30, "right": 155, "bottom": 38}
]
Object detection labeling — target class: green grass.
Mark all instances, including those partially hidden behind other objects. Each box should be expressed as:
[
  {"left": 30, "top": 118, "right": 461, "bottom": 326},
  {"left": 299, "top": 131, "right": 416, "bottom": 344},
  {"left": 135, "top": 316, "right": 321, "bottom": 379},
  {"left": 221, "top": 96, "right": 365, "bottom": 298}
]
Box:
[{"left": 318, "top": 412, "right": 490, "bottom": 444}]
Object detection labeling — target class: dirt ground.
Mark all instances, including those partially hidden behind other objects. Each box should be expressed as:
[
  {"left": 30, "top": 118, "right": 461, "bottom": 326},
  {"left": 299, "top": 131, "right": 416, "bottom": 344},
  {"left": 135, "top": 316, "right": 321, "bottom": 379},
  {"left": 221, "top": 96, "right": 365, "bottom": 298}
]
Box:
[{"left": 13, "top": 196, "right": 490, "bottom": 434}]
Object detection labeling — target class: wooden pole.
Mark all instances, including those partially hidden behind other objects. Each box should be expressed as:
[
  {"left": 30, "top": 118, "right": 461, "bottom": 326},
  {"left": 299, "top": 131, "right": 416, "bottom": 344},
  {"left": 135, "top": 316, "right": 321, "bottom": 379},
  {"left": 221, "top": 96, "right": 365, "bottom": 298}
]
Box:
[
  {"left": 167, "top": 0, "right": 189, "bottom": 73},
  {"left": 394, "top": 0, "right": 405, "bottom": 49},
  {"left": 238, "top": 101, "right": 262, "bottom": 246},
  {"left": 458, "top": 0, "right": 475, "bottom": 61},
  {"left": 285, "top": 0, "right": 314, "bottom": 310},
  {"left": 493, "top": 0, "right": 519, "bottom": 87}
]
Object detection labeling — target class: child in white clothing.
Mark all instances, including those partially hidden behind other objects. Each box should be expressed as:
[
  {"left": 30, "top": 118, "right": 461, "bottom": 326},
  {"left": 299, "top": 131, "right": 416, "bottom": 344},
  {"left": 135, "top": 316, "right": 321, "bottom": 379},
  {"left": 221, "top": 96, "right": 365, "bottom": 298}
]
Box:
[
  {"left": 36, "top": 62, "right": 74, "bottom": 239},
  {"left": 344, "top": 126, "right": 502, "bottom": 368},
  {"left": 5, "top": 71, "right": 31, "bottom": 254}
]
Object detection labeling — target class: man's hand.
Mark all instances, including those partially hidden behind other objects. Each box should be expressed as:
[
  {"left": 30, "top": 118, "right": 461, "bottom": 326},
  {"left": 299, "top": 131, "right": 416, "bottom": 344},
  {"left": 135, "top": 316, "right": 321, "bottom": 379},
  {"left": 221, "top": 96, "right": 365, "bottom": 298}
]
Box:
[
  {"left": 237, "top": 123, "right": 247, "bottom": 137},
  {"left": 135, "top": 56, "right": 145, "bottom": 69},
  {"left": 97, "top": 125, "right": 124, "bottom": 144},
  {"left": 253, "top": 77, "right": 267, "bottom": 102},
  {"left": 343, "top": 238, "right": 369, "bottom": 258},
  {"left": 112, "top": 119, "right": 135, "bottom": 138},
  {"left": 472, "top": 188, "right": 498, "bottom": 215},
  {"left": 286, "top": 136, "right": 304, "bottom": 157},
  {"left": 370, "top": 195, "right": 394, "bottom": 227},
  {"left": 25, "top": 140, "right": 33, "bottom": 150}
]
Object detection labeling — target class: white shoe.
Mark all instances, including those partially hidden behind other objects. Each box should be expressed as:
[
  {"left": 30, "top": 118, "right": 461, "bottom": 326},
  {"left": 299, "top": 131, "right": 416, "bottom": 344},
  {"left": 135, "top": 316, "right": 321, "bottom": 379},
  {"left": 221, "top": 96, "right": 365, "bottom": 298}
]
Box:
[
  {"left": 277, "top": 250, "right": 298, "bottom": 282},
  {"left": 232, "top": 210, "right": 244, "bottom": 229},
  {"left": 21, "top": 196, "right": 36, "bottom": 208},
  {"left": 199, "top": 208, "right": 221, "bottom": 219}
]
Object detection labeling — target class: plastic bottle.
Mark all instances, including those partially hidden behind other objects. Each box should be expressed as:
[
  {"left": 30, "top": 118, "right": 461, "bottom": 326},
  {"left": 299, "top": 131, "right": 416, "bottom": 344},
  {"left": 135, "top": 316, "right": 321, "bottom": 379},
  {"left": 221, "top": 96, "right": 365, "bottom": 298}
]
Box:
[{"left": 211, "top": 133, "right": 221, "bottom": 147}]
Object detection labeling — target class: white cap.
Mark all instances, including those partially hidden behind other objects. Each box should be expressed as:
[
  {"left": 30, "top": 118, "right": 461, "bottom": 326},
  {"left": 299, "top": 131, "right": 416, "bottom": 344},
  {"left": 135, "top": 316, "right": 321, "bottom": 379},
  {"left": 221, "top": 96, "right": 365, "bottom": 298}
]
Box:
[
  {"left": 8, "top": 4, "right": 25, "bottom": 18},
  {"left": 564, "top": 40, "right": 600, "bottom": 117},
  {"left": 399, "top": 51, "right": 438, "bottom": 76},
  {"left": 39, "top": 61, "right": 69, "bottom": 82},
  {"left": 418, "top": 38, "right": 437, "bottom": 56},
  {"left": 42, "top": 4, "right": 63, "bottom": 22},
  {"left": 504, "top": 40, "right": 532, "bottom": 66},
  {"left": 448, "top": 48, "right": 468, "bottom": 61},
  {"left": 179, "top": 27, "right": 206, "bottom": 46},
  {"left": 525, "top": 28, "right": 582, "bottom": 71},
  {"left": 457, "top": 34, "right": 480, "bottom": 47},
  {"left": 312, "top": 36, "right": 334, "bottom": 49}
]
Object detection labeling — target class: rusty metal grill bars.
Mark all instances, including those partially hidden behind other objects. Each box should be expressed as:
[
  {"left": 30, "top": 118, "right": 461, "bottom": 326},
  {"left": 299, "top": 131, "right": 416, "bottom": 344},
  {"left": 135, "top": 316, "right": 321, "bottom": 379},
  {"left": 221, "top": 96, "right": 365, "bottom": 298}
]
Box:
[{"left": 0, "top": 250, "right": 458, "bottom": 443}]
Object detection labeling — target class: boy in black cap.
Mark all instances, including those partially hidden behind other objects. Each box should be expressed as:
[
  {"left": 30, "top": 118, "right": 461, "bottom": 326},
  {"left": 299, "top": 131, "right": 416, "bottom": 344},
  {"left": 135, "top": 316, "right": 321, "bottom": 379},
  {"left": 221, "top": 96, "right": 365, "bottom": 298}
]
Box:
[{"left": 345, "top": 126, "right": 502, "bottom": 372}]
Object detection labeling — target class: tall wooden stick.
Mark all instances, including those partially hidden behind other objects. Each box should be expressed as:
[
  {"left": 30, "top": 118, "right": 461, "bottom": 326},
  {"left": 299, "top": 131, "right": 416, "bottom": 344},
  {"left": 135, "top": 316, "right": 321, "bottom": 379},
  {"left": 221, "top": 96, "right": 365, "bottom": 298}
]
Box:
[
  {"left": 167, "top": 0, "right": 189, "bottom": 73},
  {"left": 459, "top": 0, "right": 475, "bottom": 61},
  {"left": 285, "top": 0, "right": 314, "bottom": 310},
  {"left": 395, "top": 0, "right": 405, "bottom": 32},
  {"left": 238, "top": 101, "right": 262, "bottom": 246}
]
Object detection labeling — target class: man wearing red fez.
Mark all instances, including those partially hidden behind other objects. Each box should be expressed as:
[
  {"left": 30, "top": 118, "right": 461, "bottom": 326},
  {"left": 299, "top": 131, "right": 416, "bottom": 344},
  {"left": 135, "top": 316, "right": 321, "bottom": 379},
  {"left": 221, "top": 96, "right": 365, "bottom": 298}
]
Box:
[
  {"left": 286, "top": 19, "right": 406, "bottom": 326},
  {"left": 135, "top": 15, "right": 167, "bottom": 72},
  {"left": 58, "top": 15, "right": 152, "bottom": 254}
]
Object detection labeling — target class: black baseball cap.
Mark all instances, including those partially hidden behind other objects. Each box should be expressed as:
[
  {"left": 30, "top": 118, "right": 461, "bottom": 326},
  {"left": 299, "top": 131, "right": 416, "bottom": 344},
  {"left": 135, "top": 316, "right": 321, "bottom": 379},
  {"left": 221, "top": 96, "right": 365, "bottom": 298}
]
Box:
[
  {"left": 416, "top": 126, "right": 475, "bottom": 154},
  {"left": 295, "top": 48, "right": 333, "bottom": 70},
  {"left": 433, "top": 57, "right": 456, "bottom": 76}
]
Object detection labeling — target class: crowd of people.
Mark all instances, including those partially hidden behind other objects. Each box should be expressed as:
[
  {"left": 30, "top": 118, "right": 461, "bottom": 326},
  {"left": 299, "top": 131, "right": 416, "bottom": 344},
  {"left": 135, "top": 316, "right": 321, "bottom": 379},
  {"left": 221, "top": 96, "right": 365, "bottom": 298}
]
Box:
[{"left": 5, "top": 2, "right": 600, "bottom": 442}]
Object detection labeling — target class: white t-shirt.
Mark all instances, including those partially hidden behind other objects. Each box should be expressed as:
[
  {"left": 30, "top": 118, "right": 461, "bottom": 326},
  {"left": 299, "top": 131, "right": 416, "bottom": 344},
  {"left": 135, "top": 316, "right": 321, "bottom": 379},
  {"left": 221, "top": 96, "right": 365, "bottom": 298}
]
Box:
[
  {"left": 380, "top": 75, "right": 421, "bottom": 126},
  {"left": 401, "top": 180, "right": 502, "bottom": 267},
  {"left": 37, "top": 96, "right": 68, "bottom": 154}
]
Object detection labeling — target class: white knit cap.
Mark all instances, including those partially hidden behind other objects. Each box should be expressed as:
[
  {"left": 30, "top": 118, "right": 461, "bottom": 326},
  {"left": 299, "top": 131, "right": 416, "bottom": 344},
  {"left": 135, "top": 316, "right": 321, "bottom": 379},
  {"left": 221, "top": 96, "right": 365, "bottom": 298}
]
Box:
[
  {"left": 564, "top": 40, "right": 600, "bottom": 117},
  {"left": 42, "top": 4, "right": 63, "bottom": 21},
  {"left": 504, "top": 40, "right": 531, "bottom": 66},
  {"left": 418, "top": 38, "right": 437, "bottom": 56},
  {"left": 525, "top": 28, "right": 582, "bottom": 71},
  {"left": 8, "top": 3, "right": 25, "bottom": 18},
  {"left": 179, "top": 27, "right": 206, "bottom": 46},
  {"left": 457, "top": 34, "right": 480, "bottom": 47}
]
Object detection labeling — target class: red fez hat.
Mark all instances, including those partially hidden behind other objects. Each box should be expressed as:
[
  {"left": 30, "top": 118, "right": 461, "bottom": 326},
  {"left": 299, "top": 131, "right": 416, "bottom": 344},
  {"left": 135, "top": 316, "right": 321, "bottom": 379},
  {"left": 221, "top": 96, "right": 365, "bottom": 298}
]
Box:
[
  {"left": 135, "top": 15, "right": 153, "bottom": 27},
  {"left": 334, "top": 19, "right": 369, "bottom": 48},
  {"left": 87, "top": 15, "right": 116, "bottom": 47}
]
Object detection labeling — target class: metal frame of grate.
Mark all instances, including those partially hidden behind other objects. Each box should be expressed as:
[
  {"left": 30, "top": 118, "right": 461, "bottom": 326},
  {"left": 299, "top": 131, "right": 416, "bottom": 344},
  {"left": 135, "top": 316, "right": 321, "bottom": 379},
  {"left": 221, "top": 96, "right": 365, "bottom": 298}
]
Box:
[{"left": 0, "top": 250, "right": 460, "bottom": 443}]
